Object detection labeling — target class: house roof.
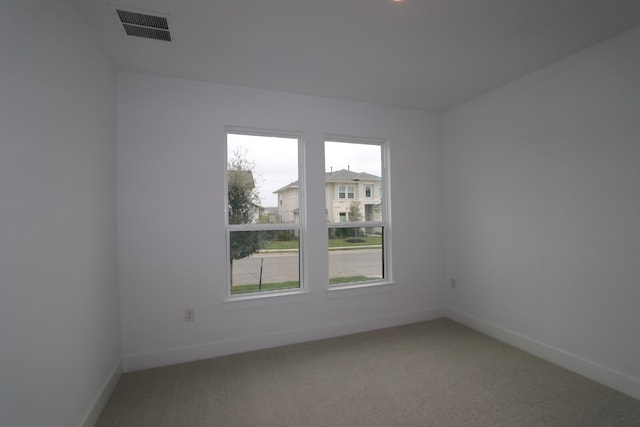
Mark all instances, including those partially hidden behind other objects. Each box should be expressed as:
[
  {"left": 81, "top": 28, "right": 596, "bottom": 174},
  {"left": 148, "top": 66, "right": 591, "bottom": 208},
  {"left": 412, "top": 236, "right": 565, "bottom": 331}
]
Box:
[
  {"left": 326, "top": 169, "right": 380, "bottom": 183},
  {"left": 272, "top": 182, "right": 300, "bottom": 194},
  {"left": 273, "top": 169, "right": 380, "bottom": 194}
]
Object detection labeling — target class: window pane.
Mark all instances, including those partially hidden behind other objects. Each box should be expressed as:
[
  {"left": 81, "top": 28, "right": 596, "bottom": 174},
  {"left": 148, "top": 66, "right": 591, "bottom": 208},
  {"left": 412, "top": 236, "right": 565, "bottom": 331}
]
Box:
[
  {"left": 228, "top": 134, "right": 298, "bottom": 225},
  {"left": 328, "top": 227, "right": 383, "bottom": 284},
  {"left": 324, "top": 141, "right": 383, "bottom": 223},
  {"left": 326, "top": 139, "right": 387, "bottom": 286},
  {"left": 230, "top": 230, "right": 299, "bottom": 295}
]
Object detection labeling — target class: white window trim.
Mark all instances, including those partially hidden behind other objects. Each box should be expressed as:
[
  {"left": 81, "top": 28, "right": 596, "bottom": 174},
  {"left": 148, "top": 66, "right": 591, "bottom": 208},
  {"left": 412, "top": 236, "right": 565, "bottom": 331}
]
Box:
[
  {"left": 325, "top": 135, "right": 392, "bottom": 290},
  {"left": 224, "top": 127, "right": 307, "bottom": 302}
]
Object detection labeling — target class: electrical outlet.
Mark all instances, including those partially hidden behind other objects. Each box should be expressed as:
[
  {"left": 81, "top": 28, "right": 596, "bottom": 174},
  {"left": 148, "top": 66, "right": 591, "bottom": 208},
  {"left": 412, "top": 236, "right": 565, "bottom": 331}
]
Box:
[
  {"left": 450, "top": 279, "right": 457, "bottom": 289},
  {"left": 185, "top": 308, "right": 195, "bottom": 322}
]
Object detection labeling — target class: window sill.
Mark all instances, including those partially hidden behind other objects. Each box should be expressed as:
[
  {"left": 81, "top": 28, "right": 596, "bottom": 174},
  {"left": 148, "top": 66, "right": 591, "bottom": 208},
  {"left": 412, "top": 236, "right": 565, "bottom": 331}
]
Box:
[
  {"left": 326, "top": 280, "right": 395, "bottom": 293},
  {"left": 224, "top": 288, "right": 310, "bottom": 304}
]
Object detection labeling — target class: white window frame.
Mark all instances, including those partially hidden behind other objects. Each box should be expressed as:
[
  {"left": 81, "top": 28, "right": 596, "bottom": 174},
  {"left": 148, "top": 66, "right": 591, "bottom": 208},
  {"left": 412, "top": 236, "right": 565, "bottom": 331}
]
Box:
[
  {"left": 224, "top": 127, "right": 307, "bottom": 301},
  {"left": 325, "top": 135, "right": 391, "bottom": 290}
]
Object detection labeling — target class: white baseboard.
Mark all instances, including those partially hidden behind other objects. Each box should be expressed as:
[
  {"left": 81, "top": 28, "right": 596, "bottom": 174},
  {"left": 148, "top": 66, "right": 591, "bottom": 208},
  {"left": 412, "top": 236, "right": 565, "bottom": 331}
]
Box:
[
  {"left": 123, "top": 307, "right": 444, "bottom": 372},
  {"left": 444, "top": 308, "right": 640, "bottom": 400},
  {"left": 79, "top": 360, "right": 122, "bottom": 427}
]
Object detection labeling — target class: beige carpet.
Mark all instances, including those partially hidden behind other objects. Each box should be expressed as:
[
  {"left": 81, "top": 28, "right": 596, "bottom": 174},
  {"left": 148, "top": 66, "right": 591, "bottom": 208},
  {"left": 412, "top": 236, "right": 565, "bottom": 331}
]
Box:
[{"left": 97, "top": 318, "right": 640, "bottom": 426}]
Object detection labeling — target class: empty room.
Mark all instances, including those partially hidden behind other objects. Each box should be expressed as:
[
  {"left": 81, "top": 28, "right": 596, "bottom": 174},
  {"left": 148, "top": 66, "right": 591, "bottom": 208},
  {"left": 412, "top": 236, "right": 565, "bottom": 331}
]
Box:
[{"left": 1, "top": 0, "right": 639, "bottom": 425}]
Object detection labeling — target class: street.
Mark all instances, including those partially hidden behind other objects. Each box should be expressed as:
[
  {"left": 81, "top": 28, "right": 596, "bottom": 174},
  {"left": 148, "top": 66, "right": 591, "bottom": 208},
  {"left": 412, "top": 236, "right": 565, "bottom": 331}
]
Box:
[{"left": 232, "top": 249, "right": 382, "bottom": 286}]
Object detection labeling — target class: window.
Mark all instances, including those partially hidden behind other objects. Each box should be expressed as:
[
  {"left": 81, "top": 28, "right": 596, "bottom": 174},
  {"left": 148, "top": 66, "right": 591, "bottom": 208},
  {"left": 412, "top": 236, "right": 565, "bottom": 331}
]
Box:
[
  {"left": 347, "top": 185, "right": 355, "bottom": 199},
  {"left": 338, "top": 185, "right": 354, "bottom": 199},
  {"left": 325, "top": 138, "right": 389, "bottom": 287},
  {"left": 365, "top": 184, "right": 372, "bottom": 198},
  {"left": 226, "top": 131, "right": 303, "bottom": 297}
]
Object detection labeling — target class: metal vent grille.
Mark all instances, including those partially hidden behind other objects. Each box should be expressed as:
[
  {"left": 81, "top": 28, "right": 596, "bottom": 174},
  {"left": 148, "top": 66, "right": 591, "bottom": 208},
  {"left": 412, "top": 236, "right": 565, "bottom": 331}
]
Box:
[{"left": 115, "top": 9, "right": 171, "bottom": 41}]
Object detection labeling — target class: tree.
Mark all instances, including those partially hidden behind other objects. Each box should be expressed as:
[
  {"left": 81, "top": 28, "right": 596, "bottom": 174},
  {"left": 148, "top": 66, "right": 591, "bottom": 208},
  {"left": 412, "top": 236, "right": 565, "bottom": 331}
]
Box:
[
  {"left": 348, "top": 201, "right": 363, "bottom": 238},
  {"left": 228, "top": 150, "right": 261, "bottom": 285},
  {"left": 347, "top": 201, "right": 362, "bottom": 222},
  {"left": 337, "top": 201, "right": 362, "bottom": 238}
]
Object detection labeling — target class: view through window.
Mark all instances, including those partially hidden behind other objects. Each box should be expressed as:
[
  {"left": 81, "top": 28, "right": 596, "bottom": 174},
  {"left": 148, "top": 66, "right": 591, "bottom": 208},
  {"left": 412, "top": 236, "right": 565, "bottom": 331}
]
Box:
[
  {"left": 226, "top": 132, "right": 389, "bottom": 297},
  {"left": 325, "top": 139, "right": 387, "bottom": 286},
  {"left": 226, "top": 132, "right": 301, "bottom": 296}
]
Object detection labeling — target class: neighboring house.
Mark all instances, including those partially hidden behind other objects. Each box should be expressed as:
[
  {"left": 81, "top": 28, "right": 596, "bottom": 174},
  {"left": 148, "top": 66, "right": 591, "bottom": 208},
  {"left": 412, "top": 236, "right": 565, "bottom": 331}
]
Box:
[
  {"left": 274, "top": 169, "right": 382, "bottom": 224},
  {"left": 260, "top": 206, "right": 282, "bottom": 224},
  {"left": 273, "top": 180, "right": 300, "bottom": 224}
]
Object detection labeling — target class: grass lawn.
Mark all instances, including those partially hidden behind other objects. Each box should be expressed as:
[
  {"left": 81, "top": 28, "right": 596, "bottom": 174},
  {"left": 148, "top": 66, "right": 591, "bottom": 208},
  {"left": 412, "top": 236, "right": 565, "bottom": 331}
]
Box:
[
  {"left": 263, "top": 235, "right": 382, "bottom": 251},
  {"left": 263, "top": 240, "right": 299, "bottom": 250},
  {"left": 231, "top": 280, "right": 300, "bottom": 294},
  {"left": 328, "top": 236, "right": 382, "bottom": 247},
  {"left": 231, "top": 276, "right": 375, "bottom": 294}
]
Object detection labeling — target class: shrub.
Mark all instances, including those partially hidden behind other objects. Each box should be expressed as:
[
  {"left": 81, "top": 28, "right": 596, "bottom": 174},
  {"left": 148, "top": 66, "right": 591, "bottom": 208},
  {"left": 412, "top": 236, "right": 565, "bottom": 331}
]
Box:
[{"left": 345, "top": 238, "right": 366, "bottom": 243}]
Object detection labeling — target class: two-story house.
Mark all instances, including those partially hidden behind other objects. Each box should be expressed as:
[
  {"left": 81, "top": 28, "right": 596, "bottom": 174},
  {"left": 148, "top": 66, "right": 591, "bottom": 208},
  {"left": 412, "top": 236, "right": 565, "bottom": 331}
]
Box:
[{"left": 273, "top": 169, "right": 382, "bottom": 225}]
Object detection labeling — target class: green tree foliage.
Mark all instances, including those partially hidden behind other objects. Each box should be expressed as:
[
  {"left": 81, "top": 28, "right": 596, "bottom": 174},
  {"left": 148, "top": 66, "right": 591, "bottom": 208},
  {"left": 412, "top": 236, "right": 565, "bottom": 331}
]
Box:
[
  {"left": 333, "top": 202, "right": 362, "bottom": 238},
  {"left": 228, "top": 150, "right": 260, "bottom": 226},
  {"left": 228, "top": 150, "right": 261, "bottom": 284},
  {"left": 347, "top": 201, "right": 362, "bottom": 222},
  {"left": 349, "top": 201, "right": 363, "bottom": 237}
]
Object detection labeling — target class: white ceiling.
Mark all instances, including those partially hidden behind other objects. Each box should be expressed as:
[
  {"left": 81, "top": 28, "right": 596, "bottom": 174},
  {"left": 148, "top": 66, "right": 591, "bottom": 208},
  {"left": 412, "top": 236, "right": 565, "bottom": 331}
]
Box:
[{"left": 75, "top": 0, "right": 640, "bottom": 111}]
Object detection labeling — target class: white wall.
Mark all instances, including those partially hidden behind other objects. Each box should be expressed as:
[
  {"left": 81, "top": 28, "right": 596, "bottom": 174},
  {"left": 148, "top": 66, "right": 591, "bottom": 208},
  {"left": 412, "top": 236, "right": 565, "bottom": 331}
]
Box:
[
  {"left": 117, "top": 73, "right": 443, "bottom": 370},
  {"left": 0, "top": 1, "right": 119, "bottom": 425},
  {"left": 443, "top": 27, "right": 640, "bottom": 398}
]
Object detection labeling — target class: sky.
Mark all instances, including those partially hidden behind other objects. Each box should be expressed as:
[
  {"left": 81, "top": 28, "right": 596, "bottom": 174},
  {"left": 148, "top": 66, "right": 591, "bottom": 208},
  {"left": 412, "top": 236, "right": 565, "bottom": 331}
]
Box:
[{"left": 228, "top": 134, "right": 382, "bottom": 207}]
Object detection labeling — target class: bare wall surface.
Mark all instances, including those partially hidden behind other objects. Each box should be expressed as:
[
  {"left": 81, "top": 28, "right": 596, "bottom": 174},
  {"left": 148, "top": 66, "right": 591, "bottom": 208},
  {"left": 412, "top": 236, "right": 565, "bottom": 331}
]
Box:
[
  {"left": 443, "top": 27, "right": 640, "bottom": 398},
  {"left": 0, "top": 1, "right": 119, "bottom": 426},
  {"left": 116, "top": 73, "right": 443, "bottom": 371}
]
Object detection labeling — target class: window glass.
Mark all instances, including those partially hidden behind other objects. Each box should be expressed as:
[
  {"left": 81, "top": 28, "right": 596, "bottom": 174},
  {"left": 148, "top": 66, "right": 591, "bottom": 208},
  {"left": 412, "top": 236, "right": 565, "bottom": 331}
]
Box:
[
  {"left": 325, "top": 140, "right": 387, "bottom": 286},
  {"left": 347, "top": 185, "right": 355, "bottom": 199},
  {"left": 328, "top": 228, "right": 383, "bottom": 284},
  {"left": 227, "top": 132, "right": 302, "bottom": 296},
  {"left": 229, "top": 230, "right": 299, "bottom": 294}
]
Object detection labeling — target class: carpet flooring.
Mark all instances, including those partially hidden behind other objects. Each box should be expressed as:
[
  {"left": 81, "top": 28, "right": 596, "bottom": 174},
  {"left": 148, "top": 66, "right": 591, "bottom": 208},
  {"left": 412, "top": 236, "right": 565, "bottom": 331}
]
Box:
[{"left": 97, "top": 318, "right": 640, "bottom": 426}]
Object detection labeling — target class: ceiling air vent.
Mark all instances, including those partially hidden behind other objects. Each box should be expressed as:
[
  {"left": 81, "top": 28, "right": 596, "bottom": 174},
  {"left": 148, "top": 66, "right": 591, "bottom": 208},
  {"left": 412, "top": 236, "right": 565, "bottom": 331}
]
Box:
[{"left": 115, "top": 8, "right": 171, "bottom": 42}]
